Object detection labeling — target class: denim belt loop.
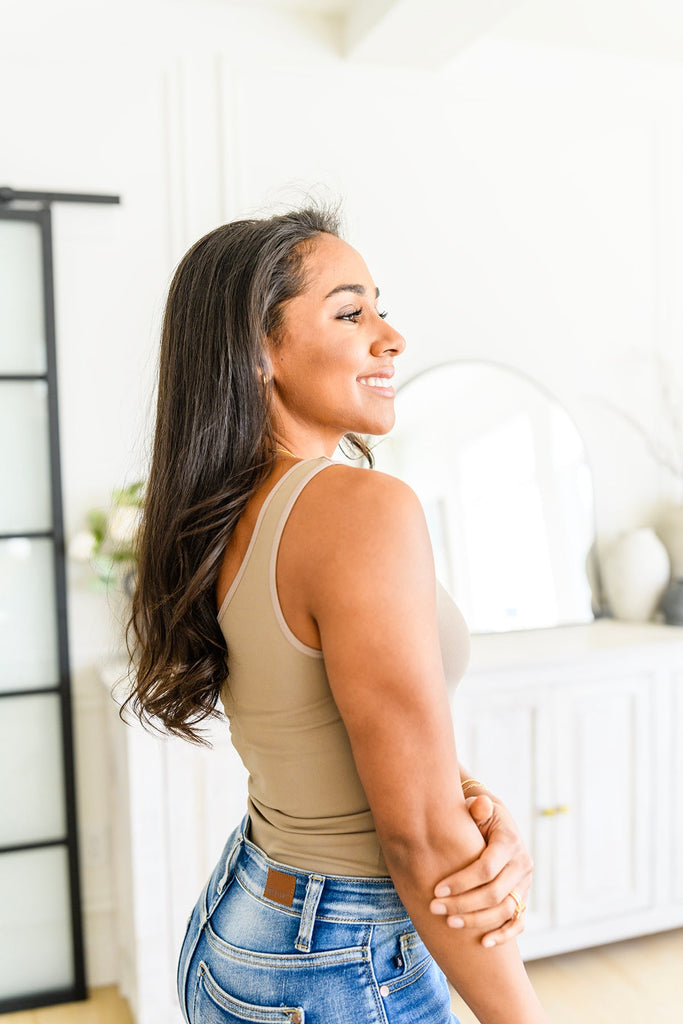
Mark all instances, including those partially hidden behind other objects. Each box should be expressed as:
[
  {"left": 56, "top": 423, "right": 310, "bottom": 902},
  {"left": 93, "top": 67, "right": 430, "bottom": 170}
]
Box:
[
  {"left": 294, "top": 874, "right": 325, "bottom": 952},
  {"left": 216, "top": 815, "right": 248, "bottom": 896}
]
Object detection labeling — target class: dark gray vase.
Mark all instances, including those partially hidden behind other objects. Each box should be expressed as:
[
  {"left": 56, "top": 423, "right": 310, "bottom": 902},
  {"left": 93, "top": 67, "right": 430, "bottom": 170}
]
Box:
[{"left": 660, "top": 578, "right": 683, "bottom": 625}]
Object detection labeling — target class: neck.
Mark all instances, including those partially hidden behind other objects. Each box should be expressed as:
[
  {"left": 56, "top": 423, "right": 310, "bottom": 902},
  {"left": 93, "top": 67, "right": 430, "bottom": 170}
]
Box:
[{"left": 271, "top": 428, "right": 342, "bottom": 461}]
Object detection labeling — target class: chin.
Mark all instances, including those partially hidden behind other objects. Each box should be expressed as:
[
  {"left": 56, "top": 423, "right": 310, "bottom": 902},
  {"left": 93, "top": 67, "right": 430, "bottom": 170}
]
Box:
[
  {"left": 341, "top": 405, "right": 396, "bottom": 439},
  {"left": 370, "top": 412, "right": 396, "bottom": 436},
  {"left": 345, "top": 416, "right": 393, "bottom": 438},
  {"left": 369, "top": 423, "right": 394, "bottom": 438}
]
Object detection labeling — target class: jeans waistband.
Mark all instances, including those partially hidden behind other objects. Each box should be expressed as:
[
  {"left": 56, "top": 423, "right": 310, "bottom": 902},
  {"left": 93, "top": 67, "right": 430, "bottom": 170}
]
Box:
[{"left": 226, "top": 815, "right": 409, "bottom": 927}]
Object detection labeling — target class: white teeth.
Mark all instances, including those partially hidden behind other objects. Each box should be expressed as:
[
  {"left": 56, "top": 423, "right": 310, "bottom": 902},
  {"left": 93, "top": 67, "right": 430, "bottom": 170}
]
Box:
[{"left": 360, "top": 377, "right": 391, "bottom": 388}]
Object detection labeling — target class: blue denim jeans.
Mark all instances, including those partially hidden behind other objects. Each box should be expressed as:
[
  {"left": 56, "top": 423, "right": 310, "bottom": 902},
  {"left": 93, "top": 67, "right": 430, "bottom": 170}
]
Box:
[{"left": 177, "top": 815, "right": 461, "bottom": 1023}]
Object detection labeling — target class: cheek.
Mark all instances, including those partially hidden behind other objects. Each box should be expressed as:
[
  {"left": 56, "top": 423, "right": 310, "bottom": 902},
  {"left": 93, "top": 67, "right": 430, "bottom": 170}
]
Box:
[
  {"left": 271, "top": 323, "right": 364, "bottom": 407},
  {"left": 282, "top": 350, "right": 357, "bottom": 394}
]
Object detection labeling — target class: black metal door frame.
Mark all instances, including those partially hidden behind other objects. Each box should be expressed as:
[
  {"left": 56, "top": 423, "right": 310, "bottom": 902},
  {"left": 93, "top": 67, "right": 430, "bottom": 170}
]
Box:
[{"left": 0, "top": 188, "right": 119, "bottom": 1012}]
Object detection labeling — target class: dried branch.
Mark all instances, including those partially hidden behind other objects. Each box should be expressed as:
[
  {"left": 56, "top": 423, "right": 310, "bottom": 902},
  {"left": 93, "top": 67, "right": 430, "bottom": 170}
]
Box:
[{"left": 591, "top": 396, "right": 683, "bottom": 482}]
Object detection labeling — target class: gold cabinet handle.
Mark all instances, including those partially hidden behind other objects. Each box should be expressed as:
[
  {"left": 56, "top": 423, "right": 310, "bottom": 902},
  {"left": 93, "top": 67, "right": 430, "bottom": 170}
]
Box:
[{"left": 539, "top": 805, "right": 570, "bottom": 817}]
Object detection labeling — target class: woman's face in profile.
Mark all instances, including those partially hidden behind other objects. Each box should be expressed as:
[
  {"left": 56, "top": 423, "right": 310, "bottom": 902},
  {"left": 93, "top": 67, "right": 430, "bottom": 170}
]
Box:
[{"left": 267, "top": 232, "right": 406, "bottom": 450}]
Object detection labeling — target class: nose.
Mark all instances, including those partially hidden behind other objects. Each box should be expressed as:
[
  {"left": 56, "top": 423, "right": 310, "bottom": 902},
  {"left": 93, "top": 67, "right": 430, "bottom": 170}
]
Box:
[{"left": 372, "top": 318, "right": 406, "bottom": 357}]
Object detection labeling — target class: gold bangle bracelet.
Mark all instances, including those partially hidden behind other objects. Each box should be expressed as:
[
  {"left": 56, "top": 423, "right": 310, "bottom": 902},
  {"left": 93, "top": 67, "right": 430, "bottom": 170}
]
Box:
[{"left": 461, "top": 778, "right": 487, "bottom": 794}]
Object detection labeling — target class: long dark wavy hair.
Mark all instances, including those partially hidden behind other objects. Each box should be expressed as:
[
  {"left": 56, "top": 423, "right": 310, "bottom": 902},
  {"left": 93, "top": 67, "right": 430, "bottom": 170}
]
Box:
[{"left": 123, "top": 206, "right": 372, "bottom": 743}]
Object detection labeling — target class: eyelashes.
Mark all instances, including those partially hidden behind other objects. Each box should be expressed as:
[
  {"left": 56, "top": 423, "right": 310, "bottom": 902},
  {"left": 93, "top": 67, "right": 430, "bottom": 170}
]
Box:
[{"left": 340, "top": 308, "right": 389, "bottom": 322}]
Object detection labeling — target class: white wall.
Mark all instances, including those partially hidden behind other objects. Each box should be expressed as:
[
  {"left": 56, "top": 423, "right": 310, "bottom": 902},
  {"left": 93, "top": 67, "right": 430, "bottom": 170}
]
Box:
[{"left": 2, "top": 0, "right": 683, "bottom": 988}]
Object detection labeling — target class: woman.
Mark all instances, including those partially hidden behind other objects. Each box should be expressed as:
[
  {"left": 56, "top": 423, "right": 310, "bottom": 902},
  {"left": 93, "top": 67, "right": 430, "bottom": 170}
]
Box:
[{"left": 126, "top": 207, "right": 546, "bottom": 1023}]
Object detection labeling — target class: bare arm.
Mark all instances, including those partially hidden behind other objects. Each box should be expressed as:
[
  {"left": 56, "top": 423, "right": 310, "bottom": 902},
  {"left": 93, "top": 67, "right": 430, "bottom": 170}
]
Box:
[{"left": 296, "top": 467, "right": 546, "bottom": 1024}]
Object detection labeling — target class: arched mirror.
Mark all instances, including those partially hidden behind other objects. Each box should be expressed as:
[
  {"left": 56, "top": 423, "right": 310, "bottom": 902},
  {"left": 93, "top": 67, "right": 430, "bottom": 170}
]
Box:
[{"left": 372, "top": 361, "right": 598, "bottom": 634}]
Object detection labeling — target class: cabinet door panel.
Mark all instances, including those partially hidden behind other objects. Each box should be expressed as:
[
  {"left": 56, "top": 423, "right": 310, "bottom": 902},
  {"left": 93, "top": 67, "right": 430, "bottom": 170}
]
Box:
[
  {"left": 554, "top": 673, "right": 652, "bottom": 926},
  {"left": 454, "top": 687, "right": 553, "bottom": 933},
  {"left": 672, "top": 671, "right": 683, "bottom": 905}
]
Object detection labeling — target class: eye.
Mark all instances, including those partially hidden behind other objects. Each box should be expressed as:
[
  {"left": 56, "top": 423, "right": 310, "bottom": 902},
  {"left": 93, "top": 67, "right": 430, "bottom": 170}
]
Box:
[
  {"left": 339, "top": 308, "right": 363, "bottom": 322},
  {"left": 337, "top": 307, "right": 389, "bottom": 323}
]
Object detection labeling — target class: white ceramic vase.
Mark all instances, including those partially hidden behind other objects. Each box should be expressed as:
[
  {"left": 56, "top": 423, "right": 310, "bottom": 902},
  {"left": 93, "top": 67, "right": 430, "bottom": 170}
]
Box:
[
  {"left": 657, "top": 504, "right": 683, "bottom": 578},
  {"left": 601, "top": 527, "right": 671, "bottom": 622}
]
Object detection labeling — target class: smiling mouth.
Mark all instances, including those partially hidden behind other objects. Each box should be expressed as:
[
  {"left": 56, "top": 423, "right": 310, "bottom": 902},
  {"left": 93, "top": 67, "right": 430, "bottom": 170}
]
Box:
[{"left": 358, "top": 376, "right": 395, "bottom": 396}]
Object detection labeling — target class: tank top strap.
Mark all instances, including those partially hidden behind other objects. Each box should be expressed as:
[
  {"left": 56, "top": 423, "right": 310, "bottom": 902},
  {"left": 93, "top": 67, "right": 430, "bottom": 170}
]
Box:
[{"left": 216, "top": 456, "right": 333, "bottom": 625}]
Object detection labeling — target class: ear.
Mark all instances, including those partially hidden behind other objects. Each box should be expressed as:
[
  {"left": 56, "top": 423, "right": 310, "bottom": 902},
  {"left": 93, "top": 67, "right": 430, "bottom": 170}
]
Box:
[{"left": 257, "top": 345, "right": 274, "bottom": 385}]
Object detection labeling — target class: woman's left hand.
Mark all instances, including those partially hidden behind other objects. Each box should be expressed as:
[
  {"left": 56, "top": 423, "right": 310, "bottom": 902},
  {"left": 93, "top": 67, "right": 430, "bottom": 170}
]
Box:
[{"left": 429, "top": 794, "right": 533, "bottom": 948}]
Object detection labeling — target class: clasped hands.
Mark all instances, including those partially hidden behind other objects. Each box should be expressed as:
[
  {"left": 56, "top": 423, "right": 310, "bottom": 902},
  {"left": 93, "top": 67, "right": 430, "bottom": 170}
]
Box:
[{"left": 429, "top": 793, "right": 533, "bottom": 948}]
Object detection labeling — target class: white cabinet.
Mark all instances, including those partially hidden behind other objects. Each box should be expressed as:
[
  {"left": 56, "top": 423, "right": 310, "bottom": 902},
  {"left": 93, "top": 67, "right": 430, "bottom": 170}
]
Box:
[{"left": 456, "top": 621, "right": 683, "bottom": 959}]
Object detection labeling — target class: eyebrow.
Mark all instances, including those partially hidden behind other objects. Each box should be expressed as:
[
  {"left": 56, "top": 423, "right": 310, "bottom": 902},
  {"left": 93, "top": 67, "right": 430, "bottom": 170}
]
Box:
[{"left": 324, "top": 283, "right": 380, "bottom": 299}]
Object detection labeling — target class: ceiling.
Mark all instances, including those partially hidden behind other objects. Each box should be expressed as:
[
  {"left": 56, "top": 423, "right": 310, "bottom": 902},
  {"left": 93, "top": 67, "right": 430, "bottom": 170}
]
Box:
[{"left": 218, "top": 0, "right": 683, "bottom": 67}]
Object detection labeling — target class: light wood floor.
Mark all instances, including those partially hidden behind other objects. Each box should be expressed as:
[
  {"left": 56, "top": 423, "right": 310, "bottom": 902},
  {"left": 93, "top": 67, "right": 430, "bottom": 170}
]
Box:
[
  {"left": 451, "top": 927, "right": 683, "bottom": 1023},
  {"left": 3, "top": 929, "right": 682, "bottom": 1023},
  {"left": 1, "top": 987, "right": 134, "bottom": 1024}
]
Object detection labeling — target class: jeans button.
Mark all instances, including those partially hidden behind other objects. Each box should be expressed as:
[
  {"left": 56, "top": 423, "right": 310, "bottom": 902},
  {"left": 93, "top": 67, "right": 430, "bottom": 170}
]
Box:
[{"left": 379, "top": 984, "right": 390, "bottom": 997}]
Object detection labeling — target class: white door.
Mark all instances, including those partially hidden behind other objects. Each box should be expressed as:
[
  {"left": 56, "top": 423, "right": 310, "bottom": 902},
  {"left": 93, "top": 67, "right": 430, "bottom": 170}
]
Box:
[
  {"left": 553, "top": 672, "right": 653, "bottom": 927},
  {"left": 454, "top": 684, "right": 554, "bottom": 935}
]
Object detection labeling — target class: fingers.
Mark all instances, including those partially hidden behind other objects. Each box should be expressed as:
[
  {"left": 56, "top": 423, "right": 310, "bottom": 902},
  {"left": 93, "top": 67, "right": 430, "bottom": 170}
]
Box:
[
  {"left": 480, "top": 909, "right": 527, "bottom": 948},
  {"left": 433, "top": 842, "right": 518, "bottom": 902},
  {"left": 480, "top": 891, "right": 528, "bottom": 948},
  {"left": 433, "top": 827, "right": 533, "bottom": 901},
  {"left": 430, "top": 889, "right": 530, "bottom": 948},
  {"left": 430, "top": 861, "right": 533, "bottom": 918},
  {"left": 466, "top": 793, "right": 494, "bottom": 827}
]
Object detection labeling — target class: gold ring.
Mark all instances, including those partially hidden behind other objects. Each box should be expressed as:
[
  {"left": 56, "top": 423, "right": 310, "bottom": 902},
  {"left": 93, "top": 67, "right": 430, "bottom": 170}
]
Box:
[{"left": 509, "top": 889, "right": 527, "bottom": 920}]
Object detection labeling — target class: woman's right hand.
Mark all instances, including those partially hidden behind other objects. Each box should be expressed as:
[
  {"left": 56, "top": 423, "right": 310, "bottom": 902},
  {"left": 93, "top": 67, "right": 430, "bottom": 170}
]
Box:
[{"left": 430, "top": 794, "right": 533, "bottom": 948}]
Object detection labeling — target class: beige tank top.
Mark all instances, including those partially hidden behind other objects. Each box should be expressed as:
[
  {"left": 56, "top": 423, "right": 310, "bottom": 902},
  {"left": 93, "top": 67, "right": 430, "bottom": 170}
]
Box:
[{"left": 217, "top": 457, "right": 470, "bottom": 877}]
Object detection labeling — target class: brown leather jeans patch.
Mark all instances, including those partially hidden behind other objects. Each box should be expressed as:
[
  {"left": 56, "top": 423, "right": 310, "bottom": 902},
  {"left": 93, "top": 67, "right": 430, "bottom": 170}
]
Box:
[{"left": 264, "top": 867, "right": 296, "bottom": 907}]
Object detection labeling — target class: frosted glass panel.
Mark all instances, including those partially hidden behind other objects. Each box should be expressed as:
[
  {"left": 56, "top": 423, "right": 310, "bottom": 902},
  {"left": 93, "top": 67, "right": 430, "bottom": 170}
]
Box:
[
  {"left": 0, "top": 694, "right": 66, "bottom": 845},
  {"left": 0, "top": 381, "right": 52, "bottom": 533},
  {"left": 0, "top": 846, "right": 74, "bottom": 1000},
  {"left": 0, "top": 538, "right": 59, "bottom": 692},
  {"left": 0, "top": 220, "right": 46, "bottom": 374}
]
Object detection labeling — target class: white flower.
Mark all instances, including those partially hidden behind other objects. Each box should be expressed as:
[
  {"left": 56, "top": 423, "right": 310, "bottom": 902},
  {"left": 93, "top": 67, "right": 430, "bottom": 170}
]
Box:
[
  {"left": 69, "top": 531, "right": 97, "bottom": 562},
  {"left": 108, "top": 505, "right": 142, "bottom": 545}
]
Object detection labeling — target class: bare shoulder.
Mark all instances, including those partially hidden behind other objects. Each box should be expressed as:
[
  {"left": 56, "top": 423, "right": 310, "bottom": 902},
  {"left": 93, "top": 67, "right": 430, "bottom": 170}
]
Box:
[
  {"left": 285, "top": 462, "right": 435, "bottom": 609},
  {"left": 298, "top": 462, "right": 425, "bottom": 541}
]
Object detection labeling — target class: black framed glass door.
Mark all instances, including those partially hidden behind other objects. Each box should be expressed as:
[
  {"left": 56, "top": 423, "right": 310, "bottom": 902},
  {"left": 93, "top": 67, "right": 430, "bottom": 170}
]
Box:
[{"left": 0, "top": 205, "right": 86, "bottom": 1011}]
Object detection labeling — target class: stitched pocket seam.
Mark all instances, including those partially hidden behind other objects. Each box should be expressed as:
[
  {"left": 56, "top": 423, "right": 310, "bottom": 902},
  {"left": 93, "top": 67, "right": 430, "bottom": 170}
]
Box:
[
  {"left": 197, "top": 961, "right": 303, "bottom": 1022},
  {"left": 206, "top": 922, "right": 368, "bottom": 968}
]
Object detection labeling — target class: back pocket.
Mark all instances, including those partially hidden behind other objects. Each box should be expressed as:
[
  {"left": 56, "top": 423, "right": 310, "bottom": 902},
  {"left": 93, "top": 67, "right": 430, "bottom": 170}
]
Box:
[{"left": 192, "top": 961, "right": 305, "bottom": 1023}]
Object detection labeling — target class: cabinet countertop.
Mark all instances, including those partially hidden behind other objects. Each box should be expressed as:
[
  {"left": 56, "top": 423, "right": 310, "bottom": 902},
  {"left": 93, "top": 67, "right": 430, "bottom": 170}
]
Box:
[{"left": 466, "top": 618, "right": 683, "bottom": 675}]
